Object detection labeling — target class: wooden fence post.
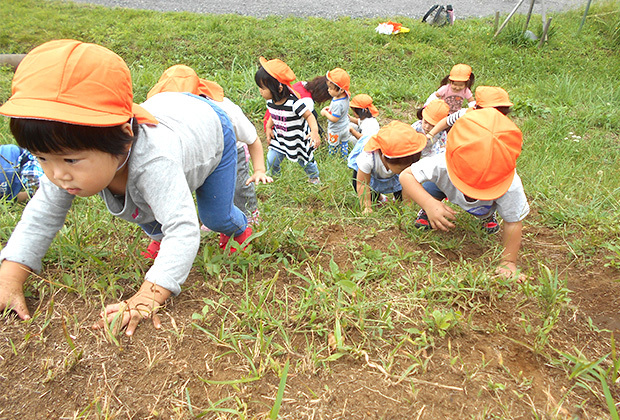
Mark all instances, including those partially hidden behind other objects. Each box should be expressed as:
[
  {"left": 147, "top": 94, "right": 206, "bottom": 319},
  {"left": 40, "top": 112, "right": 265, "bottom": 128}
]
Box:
[
  {"left": 494, "top": 0, "right": 526, "bottom": 37},
  {"left": 538, "top": 17, "right": 553, "bottom": 48},
  {"left": 577, "top": 0, "right": 593, "bottom": 35},
  {"left": 524, "top": 0, "right": 536, "bottom": 31}
]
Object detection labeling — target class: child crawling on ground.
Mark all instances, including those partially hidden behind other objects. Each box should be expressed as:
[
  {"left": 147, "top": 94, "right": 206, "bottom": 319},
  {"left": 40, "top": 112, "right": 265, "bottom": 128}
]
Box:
[{"left": 0, "top": 40, "right": 252, "bottom": 335}]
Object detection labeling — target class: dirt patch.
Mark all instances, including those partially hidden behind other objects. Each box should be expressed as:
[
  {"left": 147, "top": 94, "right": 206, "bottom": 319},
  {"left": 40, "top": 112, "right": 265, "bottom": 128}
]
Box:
[{"left": 0, "top": 220, "right": 618, "bottom": 419}]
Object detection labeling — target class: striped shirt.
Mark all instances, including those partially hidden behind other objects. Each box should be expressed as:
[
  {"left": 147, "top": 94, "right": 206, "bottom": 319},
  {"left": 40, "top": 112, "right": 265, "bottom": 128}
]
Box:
[{"left": 267, "top": 96, "right": 314, "bottom": 165}]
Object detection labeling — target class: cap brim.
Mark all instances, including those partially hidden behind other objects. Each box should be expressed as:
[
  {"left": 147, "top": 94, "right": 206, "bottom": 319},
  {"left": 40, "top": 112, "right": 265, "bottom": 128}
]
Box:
[
  {"left": 446, "top": 162, "right": 516, "bottom": 201},
  {"left": 0, "top": 98, "right": 158, "bottom": 126},
  {"left": 260, "top": 57, "right": 299, "bottom": 98},
  {"left": 363, "top": 134, "right": 380, "bottom": 152}
]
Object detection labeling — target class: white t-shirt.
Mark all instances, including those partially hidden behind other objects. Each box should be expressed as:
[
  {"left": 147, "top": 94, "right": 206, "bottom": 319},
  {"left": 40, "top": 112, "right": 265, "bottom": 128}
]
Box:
[
  {"left": 409, "top": 153, "right": 530, "bottom": 222},
  {"left": 356, "top": 150, "right": 393, "bottom": 179},
  {"left": 214, "top": 97, "right": 258, "bottom": 147},
  {"left": 359, "top": 117, "right": 380, "bottom": 137}
]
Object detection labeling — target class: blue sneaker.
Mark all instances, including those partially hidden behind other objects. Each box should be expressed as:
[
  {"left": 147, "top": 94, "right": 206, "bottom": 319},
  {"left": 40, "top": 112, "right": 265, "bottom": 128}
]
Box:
[{"left": 481, "top": 212, "right": 500, "bottom": 234}]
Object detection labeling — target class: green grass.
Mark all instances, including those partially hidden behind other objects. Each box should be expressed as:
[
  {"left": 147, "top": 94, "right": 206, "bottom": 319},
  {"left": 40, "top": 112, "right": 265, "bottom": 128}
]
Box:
[{"left": 1, "top": 0, "right": 620, "bottom": 418}]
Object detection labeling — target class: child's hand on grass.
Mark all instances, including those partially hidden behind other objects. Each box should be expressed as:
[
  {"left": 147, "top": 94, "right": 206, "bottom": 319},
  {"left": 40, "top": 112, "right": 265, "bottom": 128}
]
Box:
[
  {"left": 0, "top": 261, "right": 31, "bottom": 320},
  {"left": 93, "top": 280, "right": 171, "bottom": 336},
  {"left": 246, "top": 170, "right": 273, "bottom": 185},
  {"left": 425, "top": 202, "right": 457, "bottom": 231},
  {"left": 0, "top": 277, "right": 29, "bottom": 320}
]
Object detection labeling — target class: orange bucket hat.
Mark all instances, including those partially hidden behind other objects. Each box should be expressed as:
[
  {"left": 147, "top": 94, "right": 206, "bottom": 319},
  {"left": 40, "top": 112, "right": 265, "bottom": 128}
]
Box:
[
  {"left": 147, "top": 64, "right": 225, "bottom": 101},
  {"left": 446, "top": 108, "right": 523, "bottom": 200},
  {"left": 475, "top": 86, "right": 513, "bottom": 108},
  {"left": 364, "top": 120, "right": 426, "bottom": 158},
  {"left": 350, "top": 94, "right": 379, "bottom": 116},
  {"left": 0, "top": 39, "right": 157, "bottom": 126},
  {"left": 326, "top": 68, "right": 351, "bottom": 97},
  {"left": 259, "top": 56, "right": 299, "bottom": 97},
  {"left": 422, "top": 99, "right": 450, "bottom": 125},
  {"left": 448, "top": 63, "right": 472, "bottom": 82}
]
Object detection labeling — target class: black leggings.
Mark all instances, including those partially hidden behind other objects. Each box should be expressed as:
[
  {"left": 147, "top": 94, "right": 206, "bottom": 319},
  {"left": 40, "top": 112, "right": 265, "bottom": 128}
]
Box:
[{"left": 351, "top": 170, "right": 402, "bottom": 202}]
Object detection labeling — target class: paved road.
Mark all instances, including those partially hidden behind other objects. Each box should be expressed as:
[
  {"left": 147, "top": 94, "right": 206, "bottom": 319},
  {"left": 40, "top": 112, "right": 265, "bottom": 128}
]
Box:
[{"left": 64, "top": 0, "right": 586, "bottom": 19}]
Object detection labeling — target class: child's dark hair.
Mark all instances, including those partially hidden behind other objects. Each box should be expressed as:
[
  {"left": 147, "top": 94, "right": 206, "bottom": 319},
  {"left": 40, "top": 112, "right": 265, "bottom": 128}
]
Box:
[
  {"left": 416, "top": 107, "right": 424, "bottom": 120},
  {"left": 473, "top": 105, "right": 512, "bottom": 116},
  {"left": 352, "top": 107, "right": 373, "bottom": 120},
  {"left": 439, "top": 72, "right": 476, "bottom": 89},
  {"left": 304, "top": 76, "right": 331, "bottom": 104},
  {"left": 254, "top": 66, "right": 291, "bottom": 103},
  {"left": 9, "top": 118, "right": 138, "bottom": 156},
  {"left": 383, "top": 152, "right": 422, "bottom": 167}
]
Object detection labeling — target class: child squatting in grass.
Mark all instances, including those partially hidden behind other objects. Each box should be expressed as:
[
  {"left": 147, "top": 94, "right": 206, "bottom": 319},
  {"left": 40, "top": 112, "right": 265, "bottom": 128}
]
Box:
[
  {"left": 0, "top": 39, "right": 252, "bottom": 336},
  {"left": 348, "top": 121, "right": 426, "bottom": 214},
  {"left": 399, "top": 108, "right": 530, "bottom": 280}
]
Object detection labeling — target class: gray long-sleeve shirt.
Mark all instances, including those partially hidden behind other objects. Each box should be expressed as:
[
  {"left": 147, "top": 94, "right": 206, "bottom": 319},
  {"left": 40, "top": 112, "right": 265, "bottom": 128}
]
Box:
[{"left": 0, "top": 92, "right": 224, "bottom": 295}]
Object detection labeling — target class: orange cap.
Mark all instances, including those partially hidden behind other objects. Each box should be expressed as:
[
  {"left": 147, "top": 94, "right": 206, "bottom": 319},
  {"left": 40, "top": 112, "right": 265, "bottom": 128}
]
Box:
[
  {"left": 448, "top": 63, "right": 472, "bottom": 82},
  {"left": 147, "top": 64, "right": 224, "bottom": 101},
  {"left": 422, "top": 99, "right": 449, "bottom": 125},
  {"left": 475, "top": 86, "right": 513, "bottom": 108},
  {"left": 446, "top": 108, "right": 523, "bottom": 200},
  {"left": 364, "top": 120, "right": 426, "bottom": 158},
  {"left": 259, "top": 56, "right": 299, "bottom": 97},
  {"left": 350, "top": 94, "right": 379, "bottom": 116},
  {"left": 326, "top": 68, "right": 351, "bottom": 97},
  {"left": 0, "top": 39, "right": 157, "bottom": 126}
]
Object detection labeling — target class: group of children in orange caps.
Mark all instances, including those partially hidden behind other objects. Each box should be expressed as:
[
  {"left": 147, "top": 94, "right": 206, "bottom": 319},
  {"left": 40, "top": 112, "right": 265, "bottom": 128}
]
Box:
[{"left": 0, "top": 40, "right": 528, "bottom": 336}]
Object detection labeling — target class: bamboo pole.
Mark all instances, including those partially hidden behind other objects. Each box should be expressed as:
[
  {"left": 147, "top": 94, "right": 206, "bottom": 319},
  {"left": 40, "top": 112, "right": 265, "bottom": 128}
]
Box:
[
  {"left": 494, "top": 11, "right": 500, "bottom": 34},
  {"left": 538, "top": 17, "right": 553, "bottom": 48},
  {"left": 494, "top": 0, "right": 526, "bottom": 37},
  {"left": 577, "top": 0, "right": 593, "bottom": 35},
  {"left": 524, "top": 0, "right": 536, "bottom": 31}
]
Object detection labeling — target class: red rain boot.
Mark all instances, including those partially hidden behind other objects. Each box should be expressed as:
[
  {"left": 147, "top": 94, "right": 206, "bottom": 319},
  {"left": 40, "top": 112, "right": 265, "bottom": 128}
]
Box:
[
  {"left": 219, "top": 226, "right": 252, "bottom": 253},
  {"left": 141, "top": 240, "right": 161, "bottom": 259}
]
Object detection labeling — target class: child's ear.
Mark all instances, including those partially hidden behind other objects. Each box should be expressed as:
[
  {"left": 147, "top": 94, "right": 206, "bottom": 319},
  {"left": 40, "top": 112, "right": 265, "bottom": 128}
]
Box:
[
  {"left": 278, "top": 84, "right": 284, "bottom": 93},
  {"left": 120, "top": 122, "right": 134, "bottom": 137}
]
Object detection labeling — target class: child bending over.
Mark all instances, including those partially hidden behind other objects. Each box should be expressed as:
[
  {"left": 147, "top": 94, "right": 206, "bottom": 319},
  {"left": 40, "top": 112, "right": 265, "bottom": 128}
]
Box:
[
  {"left": 148, "top": 65, "right": 272, "bottom": 230},
  {"left": 349, "top": 93, "right": 380, "bottom": 141},
  {"left": 425, "top": 86, "right": 513, "bottom": 139},
  {"left": 411, "top": 99, "right": 450, "bottom": 158},
  {"left": 348, "top": 121, "right": 426, "bottom": 214},
  {"left": 400, "top": 108, "right": 529, "bottom": 280},
  {"left": 0, "top": 40, "right": 251, "bottom": 335}
]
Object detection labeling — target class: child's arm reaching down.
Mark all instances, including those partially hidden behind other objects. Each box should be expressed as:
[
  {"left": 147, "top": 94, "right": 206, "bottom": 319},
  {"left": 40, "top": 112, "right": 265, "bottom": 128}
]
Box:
[
  {"left": 496, "top": 221, "right": 526, "bottom": 281},
  {"left": 246, "top": 137, "right": 273, "bottom": 185},
  {"left": 399, "top": 167, "right": 457, "bottom": 231},
  {"left": 304, "top": 109, "right": 321, "bottom": 149}
]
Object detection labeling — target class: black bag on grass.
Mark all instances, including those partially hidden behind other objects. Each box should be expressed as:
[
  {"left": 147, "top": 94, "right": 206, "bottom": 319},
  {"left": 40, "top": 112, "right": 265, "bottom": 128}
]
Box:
[{"left": 422, "top": 4, "right": 450, "bottom": 26}]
